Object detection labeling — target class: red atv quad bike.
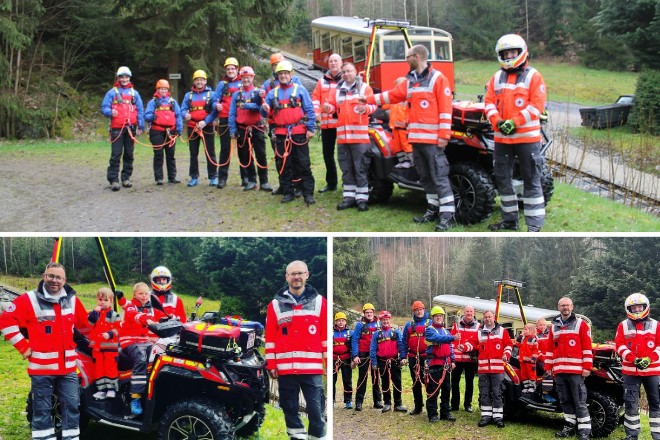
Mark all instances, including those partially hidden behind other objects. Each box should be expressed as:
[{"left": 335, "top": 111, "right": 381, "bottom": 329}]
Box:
[
  {"left": 367, "top": 98, "right": 554, "bottom": 225},
  {"left": 502, "top": 341, "right": 624, "bottom": 438},
  {"left": 26, "top": 297, "right": 269, "bottom": 440}
]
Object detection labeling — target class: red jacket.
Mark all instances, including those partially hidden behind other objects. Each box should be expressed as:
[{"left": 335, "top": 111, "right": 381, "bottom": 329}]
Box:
[
  {"left": 536, "top": 328, "right": 550, "bottom": 363},
  {"left": 311, "top": 71, "right": 341, "bottom": 128},
  {"left": 484, "top": 65, "right": 546, "bottom": 144},
  {"left": 403, "top": 314, "right": 432, "bottom": 357},
  {"left": 333, "top": 326, "right": 352, "bottom": 361},
  {"left": 451, "top": 318, "right": 481, "bottom": 363},
  {"left": 327, "top": 80, "right": 376, "bottom": 144},
  {"left": 215, "top": 76, "right": 242, "bottom": 119},
  {"left": 154, "top": 291, "right": 187, "bottom": 323},
  {"left": 368, "top": 66, "right": 452, "bottom": 144},
  {"left": 119, "top": 297, "right": 166, "bottom": 349},
  {"left": 615, "top": 317, "right": 660, "bottom": 376},
  {"left": 477, "top": 323, "right": 513, "bottom": 374},
  {"left": 0, "top": 282, "right": 89, "bottom": 375},
  {"left": 545, "top": 313, "right": 593, "bottom": 374},
  {"left": 516, "top": 334, "right": 540, "bottom": 364},
  {"left": 88, "top": 308, "right": 121, "bottom": 352},
  {"left": 265, "top": 285, "right": 327, "bottom": 375}
]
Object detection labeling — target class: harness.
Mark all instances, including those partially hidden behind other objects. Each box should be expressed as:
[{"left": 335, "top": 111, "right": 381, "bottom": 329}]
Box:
[
  {"left": 113, "top": 87, "right": 136, "bottom": 105},
  {"left": 189, "top": 90, "right": 213, "bottom": 113},
  {"left": 272, "top": 84, "right": 302, "bottom": 111},
  {"left": 377, "top": 328, "right": 400, "bottom": 343}
]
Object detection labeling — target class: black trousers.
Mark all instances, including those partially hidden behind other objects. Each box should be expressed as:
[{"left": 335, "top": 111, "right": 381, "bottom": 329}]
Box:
[
  {"left": 355, "top": 353, "right": 382, "bottom": 404},
  {"left": 409, "top": 356, "right": 427, "bottom": 410},
  {"left": 125, "top": 342, "right": 152, "bottom": 395},
  {"left": 321, "top": 128, "right": 338, "bottom": 187},
  {"left": 333, "top": 357, "right": 353, "bottom": 403},
  {"left": 217, "top": 117, "right": 238, "bottom": 181},
  {"left": 451, "top": 361, "right": 477, "bottom": 409},
  {"left": 426, "top": 365, "right": 452, "bottom": 419},
  {"left": 30, "top": 373, "right": 80, "bottom": 440},
  {"left": 237, "top": 125, "right": 268, "bottom": 185},
  {"left": 107, "top": 126, "right": 136, "bottom": 183},
  {"left": 377, "top": 358, "right": 402, "bottom": 406},
  {"left": 275, "top": 133, "right": 314, "bottom": 197},
  {"left": 188, "top": 126, "right": 217, "bottom": 179},
  {"left": 149, "top": 129, "right": 177, "bottom": 181}
]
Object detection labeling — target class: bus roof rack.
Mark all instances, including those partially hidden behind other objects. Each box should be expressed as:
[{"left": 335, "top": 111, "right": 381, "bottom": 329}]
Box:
[{"left": 366, "top": 18, "right": 412, "bottom": 29}]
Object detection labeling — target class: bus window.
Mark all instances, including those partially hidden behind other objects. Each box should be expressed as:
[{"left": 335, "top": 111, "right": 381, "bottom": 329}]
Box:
[
  {"left": 331, "top": 35, "right": 341, "bottom": 55},
  {"left": 354, "top": 40, "right": 366, "bottom": 62},
  {"left": 321, "top": 32, "right": 330, "bottom": 52},
  {"left": 383, "top": 40, "right": 406, "bottom": 60},
  {"left": 434, "top": 41, "right": 451, "bottom": 61},
  {"left": 411, "top": 40, "right": 432, "bottom": 57},
  {"left": 314, "top": 31, "right": 320, "bottom": 50},
  {"left": 342, "top": 36, "right": 353, "bottom": 59}
]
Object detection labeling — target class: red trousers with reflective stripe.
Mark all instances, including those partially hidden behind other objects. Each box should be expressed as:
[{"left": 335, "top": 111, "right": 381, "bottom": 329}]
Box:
[{"left": 93, "top": 350, "right": 118, "bottom": 382}]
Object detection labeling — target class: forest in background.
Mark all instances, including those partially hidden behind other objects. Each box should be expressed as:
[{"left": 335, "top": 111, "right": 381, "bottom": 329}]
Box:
[
  {"left": 0, "top": 237, "right": 327, "bottom": 322},
  {"left": 334, "top": 237, "right": 660, "bottom": 340}
]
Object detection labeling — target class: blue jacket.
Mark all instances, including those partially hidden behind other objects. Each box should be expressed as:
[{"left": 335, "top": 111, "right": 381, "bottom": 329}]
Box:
[
  {"left": 369, "top": 326, "right": 406, "bottom": 365},
  {"left": 351, "top": 318, "right": 381, "bottom": 357},
  {"left": 144, "top": 95, "right": 183, "bottom": 133},
  {"left": 228, "top": 87, "right": 263, "bottom": 135},
  {"left": 402, "top": 311, "right": 431, "bottom": 341},
  {"left": 261, "top": 82, "right": 316, "bottom": 133},
  {"left": 181, "top": 86, "right": 218, "bottom": 125},
  {"left": 101, "top": 86, "right": 145, "bottom": 130},
  {"left": 424, "top": 324, "right": 455, "bottom": 362}
]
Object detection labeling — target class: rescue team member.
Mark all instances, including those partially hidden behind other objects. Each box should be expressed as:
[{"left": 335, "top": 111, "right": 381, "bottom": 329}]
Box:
[
  {"left": 149, "top": 266, "right": 186, "bottom": 323},
  {"left": 261, "top": 61, "right": 316, "bottom": 205},
  {"left": 516, "top": 323, "right": 540, "bottom": 394},
  {"left": 228, "top": 66, "right": 271, "bottom": 192},
  {"left": 615, "top": 293, "right": 660, "bottom": 440},
  {"left": 535, "top": 317, "right": 556, "bottom": 403},
  {"left": 472, "top": 309, "right": 511, "bottom": 428},
  {"left": 87, "top": 287, "right": 121, "bottom": 400},
  {"left": 265, "top": 261, "right": 327, "bottom": 440},
  {"left": 386, "top": 77, "right": 413, "bottom": 168},
  {"left": 101, "top": 66, "right": 145, "bottom": 191},
  {"left": 351, "top": 303, "right": 383, "bottom": 411},
  {"left": 424, "top": 306, "right": 459, "bottom": 423},
  {"left": 369, "top": 310, "right": 407, "bottom": 413},
  {"left": 545, "top": 297, "right": 592, "bottom": 440},
  {"left": 402, "top": 301, "right": 431, "bottom": 415},
  {"left": 144, "top": 79, "right": 183, "bottom": 185},
  {"left": 259, "top": 53, "right": 304, "bottom": 196},
  {"left": 311, "top": 53, "right": 342, "bottom": 193},
  {"left": 333, "top": 312, "right": 353, "bottom": 409},
  {"left": 326, "top": 62, "right": 376, "bottom": 212},
  {"left": 485, "top": 34, "right": 547, "bottom": 232},
  {"left": 361, "top": 44, "right": 456, "bottom": 231},
  {"left": 214, "top": 57, "right": 243, "bottom": 188},
  {"left": 0, "top": 263, "right": 89, "bottom": 440},
  {"left": 181, "top": 70, "right": 219, "bottom": 187},
  {"left": 450, "top": 305, "right": 480, "bottom": 413},
  {"left": 119, "top": 282, "right": 166, "bottom": 415}
]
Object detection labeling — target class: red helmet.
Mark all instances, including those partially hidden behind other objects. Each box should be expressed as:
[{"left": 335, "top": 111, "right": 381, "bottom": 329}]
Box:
[
  {"left": 155, "top": 79, "right": 170, "bottom": 90},
  {"left": 379, "top": 310, "right": 392, "bottom": 320},
  {"left": 239, "top": 66, "right": 255, "bottom": 78}
]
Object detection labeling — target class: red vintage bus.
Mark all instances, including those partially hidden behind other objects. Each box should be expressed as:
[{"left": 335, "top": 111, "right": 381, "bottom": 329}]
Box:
[{"left": 311, "top": 16, "right": 454, "bottom": 92}]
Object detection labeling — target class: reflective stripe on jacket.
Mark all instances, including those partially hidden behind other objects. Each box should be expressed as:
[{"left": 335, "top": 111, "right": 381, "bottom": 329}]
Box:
[
  {"left": 330, "top": 80, "right": 376, "bottom": 144},
  {"left": 545, "top": 314, "right": 593, "bottom": 374},
  {"left": 615, "top": 317, "right": 660, "bottom": 376},
  {"left": 312, "top": 71, "right": 341, "bottom": 128},
  {"left": 451, "top": 319, "right": 481, "bottom": 363},
  {"left": 477, "top": 323, "right": 513, "bottom": 373}
]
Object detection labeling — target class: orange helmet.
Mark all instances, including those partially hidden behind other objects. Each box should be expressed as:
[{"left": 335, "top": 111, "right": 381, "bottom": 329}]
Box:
[
  {"left": 239, "top": 66, "right": 255, "bottom": 77},
  {"left": 155, "top": 79, "right": 170, "bottom": 90},
  {"left": 270, "top": 53, "right": 285, "bottom": 65}
]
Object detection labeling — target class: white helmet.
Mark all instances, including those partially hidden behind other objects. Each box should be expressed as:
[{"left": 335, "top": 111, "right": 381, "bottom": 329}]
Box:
[
  {"left": 151, "top": 266, "right": 172, "bottom": 293},
  {"left": 625, "top": 293, "right": 650, "bottom": 321},
  {"left": 495, "top": 34, "right": 528, "bottom": 70}
]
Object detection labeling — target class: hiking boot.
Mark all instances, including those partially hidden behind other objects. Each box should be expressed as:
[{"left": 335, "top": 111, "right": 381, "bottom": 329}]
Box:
[
  {"left": 357, "top": 201, "right": 369, "bottom": 212},
  {"left": 106, "top": 390, "right": 116, "bottom": 399},
  {"left": 272, "top": 187, "right": 282, "bottom": 195},
  {"left": 382, "top": 404, "right": 391, "bottom": 413},
  {"left": 111, "top": 182, "right": 121, "bottom": 191},
  {"left": 156, "top": 180, "right": 163, "bottom": 186},
  {"left": 217, "top": 179, "right": 226, "bottom": 189},
  {"left": 373, "top": 401, "right": 384, "bottom": 409},
  {"left": 188, "top": 178, "right": 199, "bottom": 187},
  {"left": 435, "top": 217, "right": 456, "bottom": 232},
  {"left": 488, "top": 220, "right": 520, "bottom": 231},
  {"left": 429, "top": 416, "right": 440, "bottom": 423},
  {"left": 414, "top": 204, "right": 439, "bottom": 223},
  {"left": 345, "top": 402, "right": 353, "bottom": 409},
  {"left": 394, "top": 405, "right": 407, "bottom": 412},
  {"left": 131, "top": 398, "right": 143, "bottom": 415},
  {"left": 337, "top": 199, "right": 357, "bottom": 211},
  {"left": 244, "top": 182, "right": 257, "bottom": 191},
  {"left": 318, "top": 185, "right": 337, "bottom": 193},
  {"left": 168, "top": 178, "right": 181, "bottom": 184},
  {"left": 464, "top": 407, "right": 474, "bottom": 413},
  {"left": 281, "top": 194, "right": 295, "bottom": 203},
  {"left": 209, "top": 178, "right": 218, "bottom": 186},
  {"left": 241, "top": 177, "right": 249, "bottom": 187},
  {"left": 555, "top": 425, "right": 576, "bottom": 438},
  {"left": 528, "top": 224, "right": 542, "bottom": 232},
  {"left": 122, "top": 180, "right": 132, "bottom": 188},
  {"left": 478, "top": 417, "right": 492, "bottom": 427},
  {"left": 305, "top": 196, "right": 316, "bottom": 205},
  {"left": 93, "top": 391, "right": 106, "bottom": 400},
  {"left": 409, "top": 407, "right": 423, "bottom": 415},
  {"left": 294, "top": 189, "right": 303, "bottom": 198},
  {"left": 395, "top": 161, "right": 412, "bottom": 169},
  {"left": 260, "top": 183, "right": 273, "bottom": 191},
  {"left": 441, "top": 414, "right": 456, "bottom": 422},
  {"left": 578, "top": 435, "right": 589, "bottom": 440},
  {"left": 355, "top": 402, "right": 362, "bottom": 411},
  {"left": 495, "top": 419, "right": 505, "bottom": 428}
]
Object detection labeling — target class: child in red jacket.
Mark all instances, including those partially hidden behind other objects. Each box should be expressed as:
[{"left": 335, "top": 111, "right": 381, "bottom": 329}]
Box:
[
  {"left": 516, "top": 323, "right": 540, "bottom": 394},
  {"left": 87, "top": 287, "right": 122, "bottom": 400}
]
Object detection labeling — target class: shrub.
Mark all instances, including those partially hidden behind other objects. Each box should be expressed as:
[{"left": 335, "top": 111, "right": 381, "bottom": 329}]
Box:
[{"left": 628, "top": 69, "right": 660, "bottom": 135}]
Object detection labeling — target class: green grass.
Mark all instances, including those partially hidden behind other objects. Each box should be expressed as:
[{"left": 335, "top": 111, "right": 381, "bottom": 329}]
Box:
[{"left": 454, "top": 59, "right": 638, "bottom": 106}]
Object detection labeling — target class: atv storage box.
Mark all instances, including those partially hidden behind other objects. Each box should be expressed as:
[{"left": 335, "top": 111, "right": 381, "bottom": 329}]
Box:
[
  {"left": 180, "top": 322, "right": 241, "bottom": 358},
  {"left": 452, "top": 101, "right": 490, "bottom": 129}
]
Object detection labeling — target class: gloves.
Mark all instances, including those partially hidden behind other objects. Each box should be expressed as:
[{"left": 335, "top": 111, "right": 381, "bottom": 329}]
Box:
[
  {"left": 634, "top": 357, "right": 651, "bottom": 370},
  {"left": 115, "top": 290, "right": 124, "bottom": 300},
  {"left": 498, "top": 119, "right": 516, "bottom": 135}
]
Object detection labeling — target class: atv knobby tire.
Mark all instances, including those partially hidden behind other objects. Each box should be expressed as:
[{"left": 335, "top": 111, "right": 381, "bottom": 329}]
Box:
[
  {"left": 158, "top": 397, "right": 235, "bottom": 440},
  {"left": 449, "top": 162, "right": 496, "bottom": 224},
  {"left": 234, "top": 401, "right": 266, "bottom": 438},
  {"left": 587, "top": 391, "right": 618, "bottom": 438},
  {"left": 367, "top": 163, "right": 394, "bottom": 204}
]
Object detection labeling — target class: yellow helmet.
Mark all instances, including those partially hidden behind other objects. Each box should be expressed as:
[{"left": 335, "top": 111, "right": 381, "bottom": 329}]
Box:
[
  {"left": 192, "top": 70, "right": 207, "bottom": 80},
  {"left": 275, "top": 60, "right": 294, "bottom": 74},
  {"left": 224, "top": 57, "right": 239, "bottom": 68},
  {"left": 363, "top": 303, "right": 375, "bottom": 312},
  {"left": 334, "top": 312, "right": 347, "bottom": 321},
  {"left": 430, "top": 306, "right": 445, "bottom": 316}
]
